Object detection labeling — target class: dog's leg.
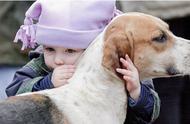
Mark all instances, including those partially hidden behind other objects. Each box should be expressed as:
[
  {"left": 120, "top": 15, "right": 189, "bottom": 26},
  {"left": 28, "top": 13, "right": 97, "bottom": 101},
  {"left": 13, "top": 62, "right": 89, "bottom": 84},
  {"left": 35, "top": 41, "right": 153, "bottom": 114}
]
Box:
[{"left": 0, "top": 94, "right": 64, "bottom": 124}]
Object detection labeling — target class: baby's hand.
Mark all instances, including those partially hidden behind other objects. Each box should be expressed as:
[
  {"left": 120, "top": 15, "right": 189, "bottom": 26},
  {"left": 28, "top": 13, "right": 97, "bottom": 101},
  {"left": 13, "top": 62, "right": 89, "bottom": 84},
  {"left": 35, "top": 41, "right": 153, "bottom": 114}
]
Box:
[
  {"left": 116, "top": 54, "right": 141, "bottom": 101},
  {"left": 51, "top": 65, "right": 75, "bottom": 88}
]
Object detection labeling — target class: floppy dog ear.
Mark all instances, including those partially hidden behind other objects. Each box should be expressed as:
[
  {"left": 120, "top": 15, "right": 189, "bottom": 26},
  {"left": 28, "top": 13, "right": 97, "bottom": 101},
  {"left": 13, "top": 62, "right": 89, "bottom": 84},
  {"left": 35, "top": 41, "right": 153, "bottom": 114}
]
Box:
[{"left": 102, "top": 30, "right": 133, "bottom": 75}]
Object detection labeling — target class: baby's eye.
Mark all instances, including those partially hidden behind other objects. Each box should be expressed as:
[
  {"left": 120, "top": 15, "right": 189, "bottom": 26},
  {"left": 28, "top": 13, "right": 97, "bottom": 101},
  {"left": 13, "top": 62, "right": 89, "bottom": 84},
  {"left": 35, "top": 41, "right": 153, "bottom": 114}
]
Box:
[
  {"left": 65, "top": 49, "right": 77, "bottom": 53},
  {"left": 45, "top": 47, "right": 55, "bottom": 52}
]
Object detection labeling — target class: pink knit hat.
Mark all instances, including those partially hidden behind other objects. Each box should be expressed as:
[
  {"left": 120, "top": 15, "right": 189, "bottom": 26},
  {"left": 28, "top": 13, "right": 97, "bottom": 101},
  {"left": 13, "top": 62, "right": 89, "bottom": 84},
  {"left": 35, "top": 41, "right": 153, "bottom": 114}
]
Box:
[{"left": 14, "top": 0, "right": 122, "bottom": 50}]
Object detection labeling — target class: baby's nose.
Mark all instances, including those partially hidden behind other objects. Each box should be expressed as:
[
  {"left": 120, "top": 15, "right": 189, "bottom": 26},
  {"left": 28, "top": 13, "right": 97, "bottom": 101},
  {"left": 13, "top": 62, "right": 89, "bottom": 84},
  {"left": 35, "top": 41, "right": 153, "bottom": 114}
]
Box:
[{"left": 54, "top": 56, "right": 64, "bottom": 65}]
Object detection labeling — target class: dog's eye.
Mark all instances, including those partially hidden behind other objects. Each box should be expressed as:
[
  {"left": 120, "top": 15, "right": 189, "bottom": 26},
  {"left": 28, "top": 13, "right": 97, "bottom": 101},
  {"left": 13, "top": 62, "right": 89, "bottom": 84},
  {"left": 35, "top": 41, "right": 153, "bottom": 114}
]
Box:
[{"left": 152, "top": 33, "right": 167, "bottom": 43}]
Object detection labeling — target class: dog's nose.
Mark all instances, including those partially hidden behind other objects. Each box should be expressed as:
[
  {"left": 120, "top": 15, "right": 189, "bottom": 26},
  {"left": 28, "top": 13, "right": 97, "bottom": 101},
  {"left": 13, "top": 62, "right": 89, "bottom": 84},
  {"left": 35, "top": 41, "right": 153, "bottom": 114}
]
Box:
[{"left": 166, "top": 66, "right": 180, "bottom": 75}]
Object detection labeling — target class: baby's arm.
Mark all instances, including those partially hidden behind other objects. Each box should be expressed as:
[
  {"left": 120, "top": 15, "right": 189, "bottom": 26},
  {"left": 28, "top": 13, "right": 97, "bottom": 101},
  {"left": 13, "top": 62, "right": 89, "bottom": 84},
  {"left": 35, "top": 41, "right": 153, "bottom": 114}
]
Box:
[
  {"left": 116, "top": 55, "right": 160, "bottom": 123},
  {"left": 6, "top": 55, "right": 52, "bottom": 96},
  {"left": 116, "top": 54, "right": 140, "bottom": 100}
]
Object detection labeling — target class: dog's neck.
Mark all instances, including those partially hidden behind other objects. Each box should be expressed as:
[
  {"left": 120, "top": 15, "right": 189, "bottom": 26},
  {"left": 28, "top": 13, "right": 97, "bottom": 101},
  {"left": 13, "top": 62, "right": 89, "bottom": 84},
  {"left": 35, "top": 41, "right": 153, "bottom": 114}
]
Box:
[{"left": 67, "top": 32, "right": 127, "bottom": 124}]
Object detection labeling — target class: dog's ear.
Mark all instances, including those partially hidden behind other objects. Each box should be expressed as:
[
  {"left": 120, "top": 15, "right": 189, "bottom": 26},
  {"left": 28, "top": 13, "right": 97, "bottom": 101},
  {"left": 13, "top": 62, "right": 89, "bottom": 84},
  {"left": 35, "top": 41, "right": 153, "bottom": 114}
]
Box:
[{"left": 102, "top": 30, "right": 134, "bottom": 75}]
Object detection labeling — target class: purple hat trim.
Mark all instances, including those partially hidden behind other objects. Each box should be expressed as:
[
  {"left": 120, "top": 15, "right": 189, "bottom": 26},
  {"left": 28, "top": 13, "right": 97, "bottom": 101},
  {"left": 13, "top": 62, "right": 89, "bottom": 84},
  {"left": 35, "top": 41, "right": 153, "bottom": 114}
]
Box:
[
  {"left": 14, "top": 1, "right": 122, "bottom": 50},
  {"left": 36, "top": 25, "right": 104, "bottom": 49}
]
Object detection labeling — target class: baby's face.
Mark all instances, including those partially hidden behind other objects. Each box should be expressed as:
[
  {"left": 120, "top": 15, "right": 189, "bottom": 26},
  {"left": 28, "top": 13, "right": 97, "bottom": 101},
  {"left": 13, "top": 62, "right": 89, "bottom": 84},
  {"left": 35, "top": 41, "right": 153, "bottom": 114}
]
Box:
[{"left": 43, "top": 45, "right": 84, "bottom": 69}]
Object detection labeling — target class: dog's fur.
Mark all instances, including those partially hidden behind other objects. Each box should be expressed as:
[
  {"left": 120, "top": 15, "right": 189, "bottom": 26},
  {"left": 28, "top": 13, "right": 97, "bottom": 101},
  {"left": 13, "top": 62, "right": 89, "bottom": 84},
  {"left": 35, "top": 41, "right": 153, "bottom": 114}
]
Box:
[{"left": 1, "top": 12, "right": 190, "bottom": 124}]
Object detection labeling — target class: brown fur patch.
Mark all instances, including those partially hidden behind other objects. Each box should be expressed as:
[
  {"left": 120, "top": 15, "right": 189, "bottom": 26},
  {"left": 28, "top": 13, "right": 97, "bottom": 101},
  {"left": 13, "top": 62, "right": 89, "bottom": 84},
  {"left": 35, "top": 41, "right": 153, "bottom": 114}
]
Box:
[
  {"left": 0, "top": 94, "right": 64, "bottom": 124},
  {"left": 102, "top": 16, "right": 132, "bottom": 75}
]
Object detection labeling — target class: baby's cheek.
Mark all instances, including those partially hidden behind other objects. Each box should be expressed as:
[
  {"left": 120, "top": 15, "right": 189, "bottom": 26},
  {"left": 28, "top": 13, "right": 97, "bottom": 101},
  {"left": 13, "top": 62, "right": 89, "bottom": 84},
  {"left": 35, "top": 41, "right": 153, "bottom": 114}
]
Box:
[
  {"left": 73, "top": 53, "right": 84, "bottom": 63},
  {"left": 65, "top": 56, "right": 78, "bottom": 65},
  {"left": 44, "top": 57, "right": 55, "bottom": 69}
]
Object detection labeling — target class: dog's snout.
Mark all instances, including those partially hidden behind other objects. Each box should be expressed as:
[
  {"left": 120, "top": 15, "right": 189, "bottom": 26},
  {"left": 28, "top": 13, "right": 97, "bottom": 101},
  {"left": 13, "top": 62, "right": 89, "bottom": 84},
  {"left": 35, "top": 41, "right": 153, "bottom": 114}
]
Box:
[{"left": 166, "top": 66, "right": 180, "bottom": 75}]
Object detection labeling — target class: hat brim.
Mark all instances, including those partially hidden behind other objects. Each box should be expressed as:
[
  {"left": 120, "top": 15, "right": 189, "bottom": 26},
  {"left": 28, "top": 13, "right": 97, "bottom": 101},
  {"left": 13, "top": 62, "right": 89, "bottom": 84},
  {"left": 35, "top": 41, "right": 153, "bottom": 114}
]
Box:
[{"left": 36, "top": 25, "right": 104, "bottom": 49}]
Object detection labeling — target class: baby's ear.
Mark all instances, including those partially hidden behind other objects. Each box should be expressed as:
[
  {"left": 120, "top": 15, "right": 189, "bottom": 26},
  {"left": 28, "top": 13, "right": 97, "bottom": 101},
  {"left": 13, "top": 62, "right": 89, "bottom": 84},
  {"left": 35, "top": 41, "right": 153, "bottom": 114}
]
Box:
[{"left": 102, "top": 31, "right": 132, "bottom": 75}]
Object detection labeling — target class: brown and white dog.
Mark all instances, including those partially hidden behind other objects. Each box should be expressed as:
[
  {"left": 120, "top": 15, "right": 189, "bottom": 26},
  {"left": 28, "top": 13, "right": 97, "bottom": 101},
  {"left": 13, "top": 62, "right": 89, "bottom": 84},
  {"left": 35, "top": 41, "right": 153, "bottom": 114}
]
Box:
[{"left": 1, "top": 12, "right": 190, "bottom": 124}]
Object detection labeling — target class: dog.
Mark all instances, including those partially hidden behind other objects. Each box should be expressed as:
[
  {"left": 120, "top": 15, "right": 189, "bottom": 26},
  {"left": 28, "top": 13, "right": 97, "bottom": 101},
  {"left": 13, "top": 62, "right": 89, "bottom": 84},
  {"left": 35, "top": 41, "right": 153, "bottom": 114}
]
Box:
[{"left": 1, "top": 12, "right": 190, "bottom": 124}]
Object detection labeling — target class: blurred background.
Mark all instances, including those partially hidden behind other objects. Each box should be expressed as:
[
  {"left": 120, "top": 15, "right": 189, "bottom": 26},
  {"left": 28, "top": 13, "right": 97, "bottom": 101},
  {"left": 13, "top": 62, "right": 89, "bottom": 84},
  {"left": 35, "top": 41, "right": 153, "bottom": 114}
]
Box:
[
  {"left": 0, "top": 1, "right": 190, "bottom": 124},
  {"left": 0, "top": 1, "right": 32, "bottom": 99}
]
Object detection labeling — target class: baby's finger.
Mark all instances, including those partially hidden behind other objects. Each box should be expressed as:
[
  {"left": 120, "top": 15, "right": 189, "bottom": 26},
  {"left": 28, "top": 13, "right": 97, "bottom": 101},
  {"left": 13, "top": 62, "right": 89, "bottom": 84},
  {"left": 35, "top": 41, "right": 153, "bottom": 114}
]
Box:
[
  {"left": 125, "top": 54, "right": 134, "bottom": 66},
  {"left": 116, "top": 68, "right": 132, "bottom": 76},
  {"left": 59, "top": 65, "right": 76, "bottom": 69},
  {"left": 123, "top": 76, "right": 132, "bottom": 81},
  {"left": 61, "top": 79, "right": 69, "bottom": 85},
  {"left": 120, "top": 58, "right": 133, "bottom": 70},
  {"left": 120, "top": 58, "right": 128, "bottom": 68},
  {"left": 61, "top": 72, "right": 74, "bottom": 79},
  {"left": 58, "top": 68, "right": 75, "bottom": 73}
]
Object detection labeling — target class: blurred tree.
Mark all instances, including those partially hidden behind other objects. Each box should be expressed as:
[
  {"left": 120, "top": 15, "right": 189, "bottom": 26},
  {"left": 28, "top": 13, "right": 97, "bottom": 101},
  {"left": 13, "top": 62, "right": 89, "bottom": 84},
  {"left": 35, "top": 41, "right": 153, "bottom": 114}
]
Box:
[{"left": 0, "top": 1, "right": 33, "bottom": 66}]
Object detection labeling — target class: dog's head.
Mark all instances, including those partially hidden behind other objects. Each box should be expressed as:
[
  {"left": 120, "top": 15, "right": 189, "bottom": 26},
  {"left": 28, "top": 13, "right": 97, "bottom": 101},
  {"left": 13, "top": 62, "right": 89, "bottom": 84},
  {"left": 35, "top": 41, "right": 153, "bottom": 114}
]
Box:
[{"left": 102, "top": 12, "right": 190, "bottom": 80}]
